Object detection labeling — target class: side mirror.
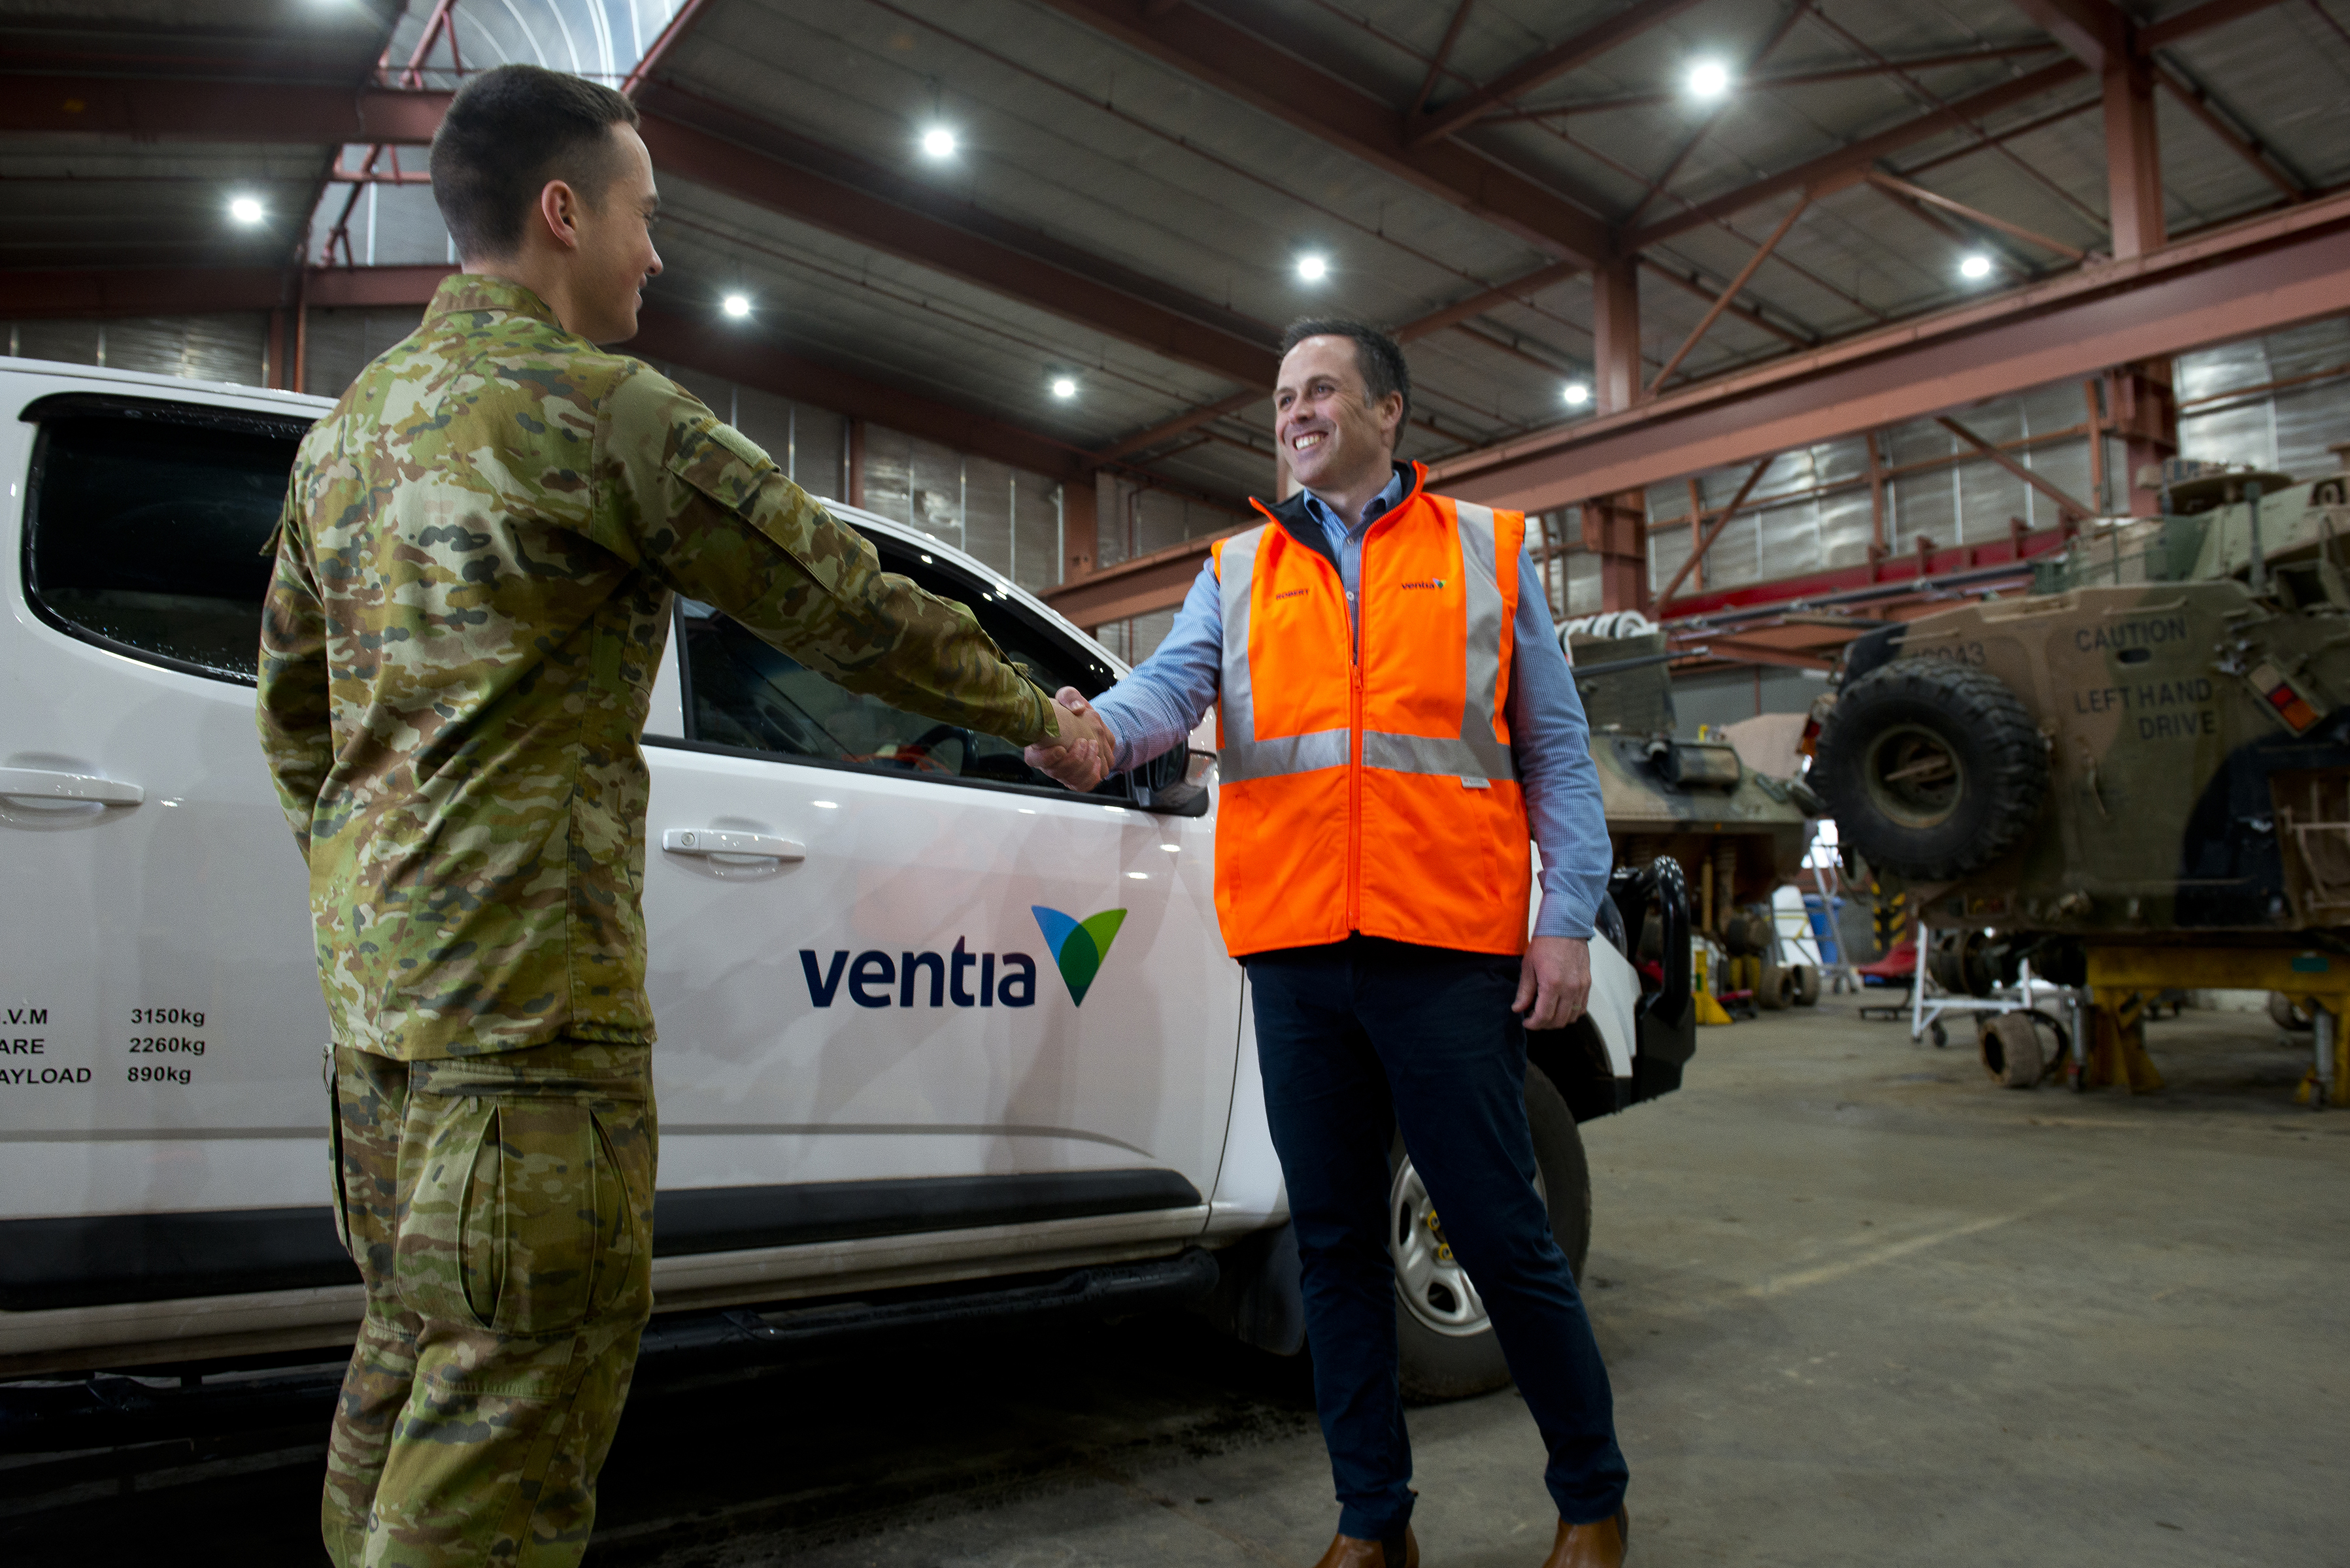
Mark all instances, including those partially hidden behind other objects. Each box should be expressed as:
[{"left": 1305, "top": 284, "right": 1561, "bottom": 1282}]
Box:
[
  {"left": 1138, "top": 742, "right": 1189, "bottom": 794},
  {"left": 1128, "top": 743, "right": 1210, "bottom": 816}
]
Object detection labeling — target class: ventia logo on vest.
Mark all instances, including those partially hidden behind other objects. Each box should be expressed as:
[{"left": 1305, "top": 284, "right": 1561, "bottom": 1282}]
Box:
[{"left": 800, "top": 937, "right": 1038, "bottom": 1009}]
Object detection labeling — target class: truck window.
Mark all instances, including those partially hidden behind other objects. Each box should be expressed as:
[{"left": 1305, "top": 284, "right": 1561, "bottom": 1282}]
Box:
[
  {"left": 679, "top": 539, "right": 1128, "bottom": 798},
  {"left": 23, "top": 395, "right": 309, "bottom": 685}
]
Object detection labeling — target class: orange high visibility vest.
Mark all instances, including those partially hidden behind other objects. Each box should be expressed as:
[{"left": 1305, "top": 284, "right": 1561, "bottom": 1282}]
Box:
[{"left": 1210, "top": 464, "right": 1530, "bottom": 958}]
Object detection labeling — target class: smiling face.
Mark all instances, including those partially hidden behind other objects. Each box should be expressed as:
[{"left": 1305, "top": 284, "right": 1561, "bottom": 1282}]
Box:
[
  {"left": 1275, "top": 334, "right": 1403, "bottom": 497},
  {"left": 564, "top": 123, "right": 664, "bottom": 343}
]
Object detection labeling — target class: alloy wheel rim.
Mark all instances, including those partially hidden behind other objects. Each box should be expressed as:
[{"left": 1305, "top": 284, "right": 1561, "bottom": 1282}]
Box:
[{"left": 1389, "top": 1152, "right": 1544, "bottom": 1339}]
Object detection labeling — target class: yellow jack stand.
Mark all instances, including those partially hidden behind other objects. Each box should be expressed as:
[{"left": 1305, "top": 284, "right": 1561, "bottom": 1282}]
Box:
[
  {"left": 2083, "top": 988, "right": 2166, "bottom": 1093},
  {"left": 2085, "top": 947, "right": 2350, "bottom": 1105}
]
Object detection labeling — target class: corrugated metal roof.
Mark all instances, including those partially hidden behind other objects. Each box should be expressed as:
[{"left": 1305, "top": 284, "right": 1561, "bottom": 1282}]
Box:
[{"left": 3, "top": 0, "right": 2345, "bottom": 510}]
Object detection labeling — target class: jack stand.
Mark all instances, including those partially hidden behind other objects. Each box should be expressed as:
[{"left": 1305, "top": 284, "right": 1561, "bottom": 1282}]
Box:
[{"left": 2296, "top": 1001, "right": 2349, "bottom": 1110}]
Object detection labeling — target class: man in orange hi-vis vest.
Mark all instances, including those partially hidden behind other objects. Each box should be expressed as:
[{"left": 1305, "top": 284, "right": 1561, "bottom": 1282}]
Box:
[{"left": 1030, "top": 321, "right": 1626, "bottom": 1568}]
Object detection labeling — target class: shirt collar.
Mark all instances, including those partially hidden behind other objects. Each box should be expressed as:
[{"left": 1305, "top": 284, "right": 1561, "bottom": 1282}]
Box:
[
  {"left": 423, "top": 273, "right": 569, "bottom": 332},
  {"left": 1300, "top": 464, "right": 1408, "bottom": 537}
]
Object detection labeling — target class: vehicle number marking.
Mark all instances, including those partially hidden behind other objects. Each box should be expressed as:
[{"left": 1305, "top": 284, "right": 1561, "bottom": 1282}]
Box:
[{"left": 1913, "top": 640, "right": 1987, "bottom": 666}]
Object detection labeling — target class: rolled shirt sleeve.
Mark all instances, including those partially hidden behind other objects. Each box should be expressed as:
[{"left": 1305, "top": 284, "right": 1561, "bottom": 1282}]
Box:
[{"left": 596, "top": 367, "right": 1061, "bottom": 748}]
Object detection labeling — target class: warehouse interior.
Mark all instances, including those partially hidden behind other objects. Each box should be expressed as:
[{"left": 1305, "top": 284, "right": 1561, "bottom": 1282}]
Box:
[{"left": 3, "top": 1, "right": 2348, "bottom": 1563}]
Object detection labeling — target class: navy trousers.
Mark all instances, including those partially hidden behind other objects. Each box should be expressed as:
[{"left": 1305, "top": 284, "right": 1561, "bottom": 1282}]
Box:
[{"left": 1249, "top": 936, "right": 1628, "bottom": 1541}]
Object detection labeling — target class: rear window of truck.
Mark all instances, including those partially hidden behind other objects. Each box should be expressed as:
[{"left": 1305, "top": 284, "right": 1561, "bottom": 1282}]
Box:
[{"left": 22, "top": 393, "right": 310, "bottom": 684}]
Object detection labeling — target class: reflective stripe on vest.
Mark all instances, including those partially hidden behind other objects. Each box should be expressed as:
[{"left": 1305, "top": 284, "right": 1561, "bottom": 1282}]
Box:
[
  {"left": 1217, "top": 502, "right": 1515, "bottom": 786},
  {"left": 1217, "top": 526, "right": 1349, "bottom": 782}
]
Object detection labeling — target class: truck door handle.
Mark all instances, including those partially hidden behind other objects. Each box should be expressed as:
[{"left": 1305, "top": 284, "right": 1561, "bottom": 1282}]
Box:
[
  {"left": 0, "top": 767, "right": 144, "bottom": 806},
  {"left": 660, "top": 827, "right": 805, "bottom": 861}
]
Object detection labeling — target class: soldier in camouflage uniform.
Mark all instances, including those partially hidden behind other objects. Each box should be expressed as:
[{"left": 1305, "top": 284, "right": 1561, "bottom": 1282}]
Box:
[{"left": 257, "top": 65, "right": 1077, "bottom": 1567}]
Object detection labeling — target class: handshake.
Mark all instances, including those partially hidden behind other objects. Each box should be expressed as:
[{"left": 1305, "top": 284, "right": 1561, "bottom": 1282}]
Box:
[{"left": 1024, "top": 685, "right": 1118, "bottom": 792}]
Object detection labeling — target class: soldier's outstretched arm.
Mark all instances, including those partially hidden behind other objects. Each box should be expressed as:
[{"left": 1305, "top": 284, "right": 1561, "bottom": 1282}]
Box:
[
  {"left": 597, "top": 367, "right": 1064, "bottom": 750},
  {"left": 254, "top": 490, "right": 334, "bottom": 863}
]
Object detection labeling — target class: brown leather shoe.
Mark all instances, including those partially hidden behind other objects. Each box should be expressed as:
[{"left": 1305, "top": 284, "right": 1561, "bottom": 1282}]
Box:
[
  {"left": 1312, "top": 1524, "right": 1419, "bottom": 1568},
  {"left": 1540, "top": 1506, "right": 1628, "bottom": 1567}
]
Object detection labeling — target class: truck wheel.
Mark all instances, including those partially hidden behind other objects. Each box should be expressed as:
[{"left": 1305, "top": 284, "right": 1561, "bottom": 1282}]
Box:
[
  {"left": 1792, "top": 965, "right": 1821, "bottom": 1007},
  {"left": 1389, "top": 1065, "right": 1590, "bottom": 1402},
  {"left": 1756, "top": 961, "right": 1791, "bottom": 1010},
  {"left": 2270, "top": 992, "right": 2314, "bottom": 1031},
  {"left": 1814, "top": 661, "right": 2047, "bottom": 881}
]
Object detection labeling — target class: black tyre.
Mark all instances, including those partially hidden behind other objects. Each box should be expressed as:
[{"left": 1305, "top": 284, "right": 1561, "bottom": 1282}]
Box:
[
  {"left": 1756, "top": 960, "right": 1791, "bottom": 1010},
  {"left": 1390, "top": 1065, "right": 1590, "bottom": 1402},
  {"left": 1792, "top": 964, "right": 1821, "bottom": 1007},
  {"left": 1815, "top": 661, "right": 2048, "bottom": 880}
]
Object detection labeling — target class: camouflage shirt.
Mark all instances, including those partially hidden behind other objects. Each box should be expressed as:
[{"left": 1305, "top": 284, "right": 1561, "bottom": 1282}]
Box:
[{"left": 258, "top": 275, "right": 1059, "bottom": 1061}]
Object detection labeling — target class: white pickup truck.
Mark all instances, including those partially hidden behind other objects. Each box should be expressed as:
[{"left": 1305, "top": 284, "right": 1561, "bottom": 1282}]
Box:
[{"left": 0, "top": 358, "right": 1693, "bottom": 1407}]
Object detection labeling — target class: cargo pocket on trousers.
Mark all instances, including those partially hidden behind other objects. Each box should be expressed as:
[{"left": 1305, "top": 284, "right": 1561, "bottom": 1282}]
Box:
[{"left": 462, "top": 1100, "right": 610, "bottom": 1339}]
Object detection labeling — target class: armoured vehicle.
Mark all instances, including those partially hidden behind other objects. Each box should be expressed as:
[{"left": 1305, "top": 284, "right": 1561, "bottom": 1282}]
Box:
[
  {"left": 1813, "top": 462, "right": 2350, "bottom": 1099},
  {"left": 1567, "top": 619, "right": 1820, "bottom": 965}
]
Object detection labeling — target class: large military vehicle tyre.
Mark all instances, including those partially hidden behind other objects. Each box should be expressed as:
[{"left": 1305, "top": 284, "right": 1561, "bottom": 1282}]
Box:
[
  {"left": 1815, "top": 661, "right": 2048, "bottom": 881},
  {"left": 2270, "top": 992, "right": 2315, "bottom": 1031},
  {"left": 1756, "top": 961, "right": 1792, "bottom": 1010},
  {"left": 1792, "top": 965, "right": 1822, "bottom": 1007},
  {"left": 1389, "top": 1065, "right": 1590, "bottom": 1402}
]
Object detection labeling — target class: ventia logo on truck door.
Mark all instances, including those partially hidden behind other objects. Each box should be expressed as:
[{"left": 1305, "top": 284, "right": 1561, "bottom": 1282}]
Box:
[
  {"left": 1030, "top": 907, "right": 1128, "bottom": 1006},
  {"left": 796, "top": 909, "right": 1132, "bottom": 1010},
  {"left": 799, "top": 937, "right": 1039, "bottom": 1009}
]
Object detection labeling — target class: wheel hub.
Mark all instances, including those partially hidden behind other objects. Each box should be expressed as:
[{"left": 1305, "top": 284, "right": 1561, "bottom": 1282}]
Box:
[
  {"left": 1388, "top": 1152, "right": 1542, "bottom": 1339},
  {"left": 1863, "top": 722, "right": 1963, "bottom": 828}
]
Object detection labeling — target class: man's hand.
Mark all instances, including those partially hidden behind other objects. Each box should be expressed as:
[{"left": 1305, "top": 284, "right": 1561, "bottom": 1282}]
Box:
[
  {"left": 1024, "top": 686, "right": 1115, "bottom": 791},
  {"left": 1513, "top": 935, "right": 1591, "bottom": 1031}
]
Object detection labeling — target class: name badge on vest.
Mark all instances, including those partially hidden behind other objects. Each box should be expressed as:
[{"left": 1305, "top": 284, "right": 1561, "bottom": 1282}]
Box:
[{"left": 1462, "top": 776, "right": 1490, "bottom": 789}]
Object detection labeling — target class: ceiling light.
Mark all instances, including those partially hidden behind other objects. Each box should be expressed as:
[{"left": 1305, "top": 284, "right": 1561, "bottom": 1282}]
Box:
[
  {"left": 1050, "top": 376, "right": 1077, "bottom": 399},
  {"left": 1686, "top": 59, "right": 1731, "bottom": 99},
  {"left": 920, "top": 125, "right": 957, "bottom": 159},
  {"left": 722, "top": 293, "right": 750, "bottom": 318},
  {"left": 228, "top": 195, "right": 265, "bottom": 225},
  {"left": 1563, "top": 382, "right": 1591, "bottom": 407},
  {"left": 1296, "top": 253, "right": 1329, "bottom": 282},
  {"left": 1960, "top": 253, "right": 1993, "bottom": 280}
]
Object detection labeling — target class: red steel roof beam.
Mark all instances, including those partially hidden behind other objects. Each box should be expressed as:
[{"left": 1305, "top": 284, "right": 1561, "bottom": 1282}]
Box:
[
  {"left": 1431, "top": 192, "right": 2350, "bottom": 512},
  {"left": 1625, "top": 61, "right": 2087, "bottom": 251},
  {"left": 1032, "top": 0, "right": 1613, "bottom": 266},
  {"left": 1646, "top": 198, "right": 1807, "bottom": 396},
  {"left": 622, "top": 0, "right": 716, "bottom": 99},
  {"left": 1404, "top": 0, "right": 1713, "bottom": 148}
]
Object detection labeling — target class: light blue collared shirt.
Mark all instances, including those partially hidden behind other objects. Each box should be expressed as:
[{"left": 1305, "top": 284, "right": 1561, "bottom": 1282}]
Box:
[{"left": 1088, "top": 467, "right": 1612, "bottom": 941}]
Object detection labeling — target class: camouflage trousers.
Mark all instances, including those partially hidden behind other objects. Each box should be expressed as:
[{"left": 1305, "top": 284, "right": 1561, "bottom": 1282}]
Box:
[{"left": 322, "top": 1038, "right": 658, "bottom": 1567}]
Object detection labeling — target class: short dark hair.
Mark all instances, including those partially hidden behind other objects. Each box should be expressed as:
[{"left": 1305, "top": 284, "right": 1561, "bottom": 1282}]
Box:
[
  {"left": 431, "top": 64, "right": 641, "bottom": 261},
  {"left": 1280, "top": 317, "right": 1412, "bottom": 437}
]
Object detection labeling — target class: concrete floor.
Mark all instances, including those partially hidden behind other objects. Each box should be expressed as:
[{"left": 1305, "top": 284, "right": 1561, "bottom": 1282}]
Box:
[
  {"left": 9, "top": 997, "right": 2344, "bottom": 1565},
  {"left": 613, "top": 997, "right": 2350, "bottom": 1568}
]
